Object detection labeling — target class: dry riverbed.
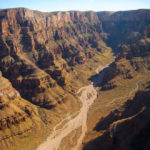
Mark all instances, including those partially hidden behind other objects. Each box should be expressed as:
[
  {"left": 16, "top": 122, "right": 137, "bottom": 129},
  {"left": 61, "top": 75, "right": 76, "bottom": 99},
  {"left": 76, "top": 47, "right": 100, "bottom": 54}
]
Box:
[{"left": 36, "top": 65, "right": 109, "bottom": 150}]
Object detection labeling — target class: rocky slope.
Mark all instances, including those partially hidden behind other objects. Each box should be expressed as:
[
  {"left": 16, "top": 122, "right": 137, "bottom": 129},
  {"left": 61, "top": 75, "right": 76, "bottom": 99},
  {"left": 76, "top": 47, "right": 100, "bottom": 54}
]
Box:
[
  {"left": 83, "top": 81, "right": 150, "bottom": 150},
  {"left": 97, "top": 9, "right": 150, "bottom": 49},
  {"left": 0, "top": 71, "right": 42, "bottom": 150},
  {"left": 100, "top": 11, "right": 150, "bottom": 90}
]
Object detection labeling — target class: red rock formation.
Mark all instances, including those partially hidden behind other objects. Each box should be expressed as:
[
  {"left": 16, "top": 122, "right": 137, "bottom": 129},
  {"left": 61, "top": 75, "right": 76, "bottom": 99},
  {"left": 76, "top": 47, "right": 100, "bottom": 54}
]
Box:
[
  {"left": 0, "top": 7, "right": 150, "bottom": 109},
  {"left": 0, "top": 8, "right": 105, "bottom": 108}
]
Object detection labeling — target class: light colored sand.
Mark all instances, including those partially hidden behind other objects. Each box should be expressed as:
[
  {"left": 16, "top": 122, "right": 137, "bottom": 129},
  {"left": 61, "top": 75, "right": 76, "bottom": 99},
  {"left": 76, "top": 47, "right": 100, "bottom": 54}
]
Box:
[{"left": 36, "top": 65, "right": 109, "bottom": 150}]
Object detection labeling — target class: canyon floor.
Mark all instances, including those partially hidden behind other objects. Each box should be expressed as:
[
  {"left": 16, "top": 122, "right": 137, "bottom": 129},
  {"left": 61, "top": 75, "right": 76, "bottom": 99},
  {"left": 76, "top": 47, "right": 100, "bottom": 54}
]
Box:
[
  {"left": 36, "top": 66, "right": 150, "bottom": 150},
  {"left": 82, "top": 71, "right": 150, "bottom": 150},
  {"left": 36, "top": 64, "right": 109, "bottom": 150}
]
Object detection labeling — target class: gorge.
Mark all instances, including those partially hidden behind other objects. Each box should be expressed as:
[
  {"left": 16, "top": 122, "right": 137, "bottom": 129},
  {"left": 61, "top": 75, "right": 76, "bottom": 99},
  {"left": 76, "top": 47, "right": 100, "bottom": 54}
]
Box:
[{"left": 0, "top": 8, "right": 150, "bottom": 150}]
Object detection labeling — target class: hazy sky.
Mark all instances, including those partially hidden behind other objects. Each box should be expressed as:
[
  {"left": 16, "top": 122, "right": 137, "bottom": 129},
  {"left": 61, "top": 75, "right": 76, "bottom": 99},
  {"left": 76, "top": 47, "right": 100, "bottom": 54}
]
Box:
[{"left": 1, "top": 0, "right": 150, "bottom": 12}]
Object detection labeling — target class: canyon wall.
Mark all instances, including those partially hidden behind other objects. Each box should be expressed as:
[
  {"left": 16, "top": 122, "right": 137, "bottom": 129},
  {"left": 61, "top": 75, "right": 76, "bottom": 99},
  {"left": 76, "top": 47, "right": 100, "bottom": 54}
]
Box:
[
  {"left": 0, "top": 8, "right": 105, "bottom": 107},
  {"left": 0, "top": 8, "right": 150, "bottom": 150}
]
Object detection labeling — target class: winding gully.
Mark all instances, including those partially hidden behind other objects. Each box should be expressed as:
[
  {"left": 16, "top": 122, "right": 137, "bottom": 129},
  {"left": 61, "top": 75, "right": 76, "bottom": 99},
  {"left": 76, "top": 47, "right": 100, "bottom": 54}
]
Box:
[{"left": 37, "top": 64, "right": 109, "bottom": 150}]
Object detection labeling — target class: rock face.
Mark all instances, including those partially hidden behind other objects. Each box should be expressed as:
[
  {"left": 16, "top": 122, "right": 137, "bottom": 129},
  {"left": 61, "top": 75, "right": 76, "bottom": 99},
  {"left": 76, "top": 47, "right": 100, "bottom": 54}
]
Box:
[
  {"left": 97, "top": 10, "right": 150, "bottom": 48},
  {"left": 0, "top": 71, "right": 41, "bottom": 149},
  {"left": 100, "top": 11, "right": 150, "bottom": 90},
  {"left": 1, "top": 8, "right": 150, "bottom": 105},
  {"left": 0, "top": 8, "right": 105, "bottom": 107}
]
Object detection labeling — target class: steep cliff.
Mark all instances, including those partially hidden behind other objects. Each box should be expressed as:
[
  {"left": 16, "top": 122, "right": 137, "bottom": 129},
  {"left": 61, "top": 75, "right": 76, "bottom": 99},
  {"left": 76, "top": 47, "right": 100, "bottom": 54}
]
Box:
[
  {"left": 97, "top": 9, "right": 150, "bottom": 49},
  {"left": 100, "top": 11, "right": 150, "bottom": 90},
  {"left": 0, "top": 8, "right": 108, "bottom": 108}
]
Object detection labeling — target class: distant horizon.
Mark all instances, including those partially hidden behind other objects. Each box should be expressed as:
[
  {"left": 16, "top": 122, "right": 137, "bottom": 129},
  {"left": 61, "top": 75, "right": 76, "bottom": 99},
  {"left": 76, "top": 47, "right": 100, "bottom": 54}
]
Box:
[
  {"left": 1, "top": 7, "right": 150, "bottom": 13},
  {"left": 1, "top": 0, "right": 150, "bottom": 13}
]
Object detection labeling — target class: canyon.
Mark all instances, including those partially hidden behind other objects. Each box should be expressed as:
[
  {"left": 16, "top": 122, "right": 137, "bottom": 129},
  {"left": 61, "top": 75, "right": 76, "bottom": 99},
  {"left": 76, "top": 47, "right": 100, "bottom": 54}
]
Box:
[
  {"left": 36, "top": 64, "right": 109, "bottom": 150},
  {"left": 0, "top": 8, "right": 150, "bottom": 150}
]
